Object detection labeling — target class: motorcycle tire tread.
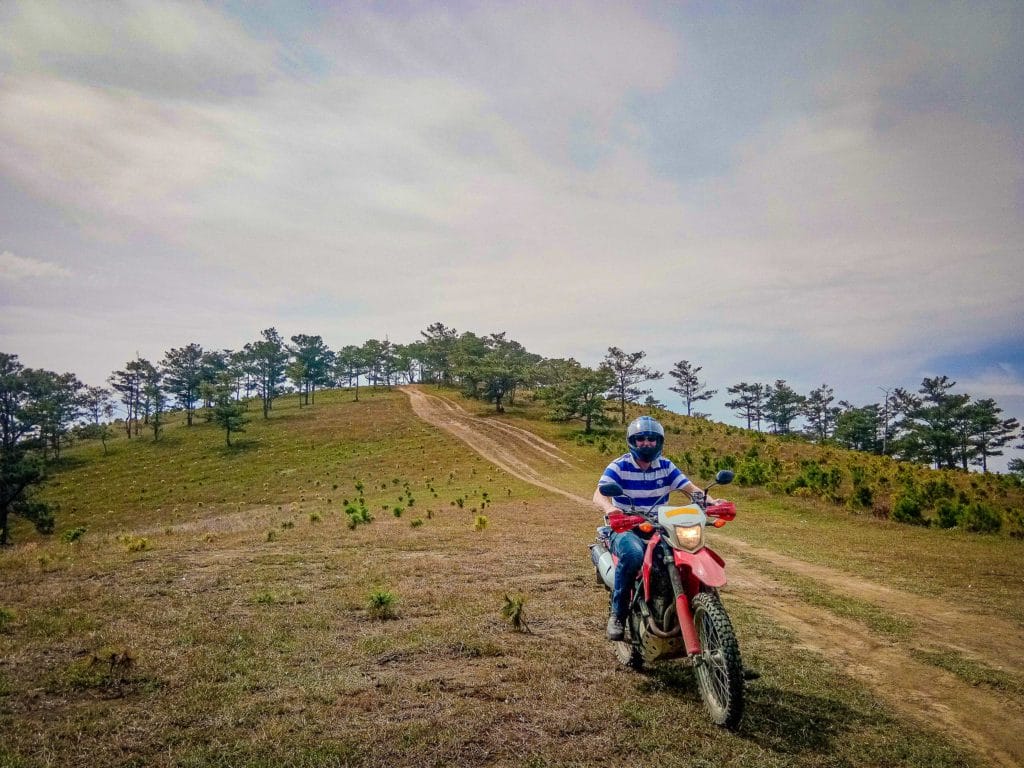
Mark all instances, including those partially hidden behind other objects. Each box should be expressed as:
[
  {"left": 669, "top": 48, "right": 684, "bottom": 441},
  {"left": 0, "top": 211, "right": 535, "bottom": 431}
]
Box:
[{"left": 691, "top": 591, "right": 744, "bottom": 730}]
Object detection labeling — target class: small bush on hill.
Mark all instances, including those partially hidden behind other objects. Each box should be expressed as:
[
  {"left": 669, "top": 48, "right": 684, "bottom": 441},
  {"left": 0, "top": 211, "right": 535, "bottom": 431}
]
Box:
[
  {"left": 118, "top": 535, "right": 151, "bottom": 552},
  {"left": 787, "top": 461, "right": 844, "bottom": 504},
  {"left": 501, "top": 593, "right": 529, "bottom": 632},
  {"left": 1005, "top": 508, "right": 1024, "bottom": 539},
  {"left": 892, "top": 491, "right": 928, "bottom": 526},
  {"left": 935, "top": 499, "right": 965, "bottom": 529},
  {"left": 61, "top": 526, "right": 87, "bottom": 543},
  {"left": 736, "top": 456, "right": 771, "bottom": 487},
  {"left": 962, "top": 503, "right": 1002, "bottom": 534},
  {"left": 921, "top": 478, "right": 956, "bottom": 506},
  {"left": 345, "top": 506, "right": 373, "bottom": 530},
  {"left": 848, "top": 484, "right": 874, "bottom": 510},
  {"left": 367, "top": 589, "right": 397, "bottom": 620}
]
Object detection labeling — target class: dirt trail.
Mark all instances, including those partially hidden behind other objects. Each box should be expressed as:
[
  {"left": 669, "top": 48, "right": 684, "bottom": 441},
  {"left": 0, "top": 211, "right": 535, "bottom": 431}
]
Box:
[
  {"left": 720, "top": 537, "right": 1024, "bottom": 664},
  {"left": 402, "top": 386, "right": 1024, "bottom": 768},
  {"left": 405, "top": 387, "right": 586, "bottom": 505}
]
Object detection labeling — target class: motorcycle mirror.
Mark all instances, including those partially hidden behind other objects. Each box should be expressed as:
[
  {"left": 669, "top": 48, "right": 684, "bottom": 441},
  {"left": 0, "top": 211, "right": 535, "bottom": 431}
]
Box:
[
  {"left": 715, "top": 470, "right": 735, "bottom": 486},
  {"left": 598, "top": 481, "right": 623, "bottom": 497}
]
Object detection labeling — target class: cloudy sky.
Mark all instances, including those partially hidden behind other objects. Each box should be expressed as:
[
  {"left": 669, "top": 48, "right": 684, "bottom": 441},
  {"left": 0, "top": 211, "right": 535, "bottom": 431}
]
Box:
[{"left": 1, "top": 1, "right": 1022, "bottom": 458}]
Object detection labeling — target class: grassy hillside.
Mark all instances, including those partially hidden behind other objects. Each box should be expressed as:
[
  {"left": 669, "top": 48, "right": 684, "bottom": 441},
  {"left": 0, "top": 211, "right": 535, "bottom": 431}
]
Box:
[{"left": 2, "top": 387, "right": 1019, "bottom": 766}]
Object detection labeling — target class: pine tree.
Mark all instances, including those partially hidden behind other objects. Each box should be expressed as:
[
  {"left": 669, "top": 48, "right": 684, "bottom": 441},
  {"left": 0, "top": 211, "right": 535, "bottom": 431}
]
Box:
[
  {"left": 668, "top": 360, "right": 717, "bottom": 416},
  {"left": 547, "top": 364, "right": 615, "bottom": 433},
  {"left": 213, "top": 386, "right": 250, "bottom": 447},
  {"left": 602, "top": 347, "right": 662, "bottom": 424},
  {"left": 161, "top": 343, "right": 204, "bottom": 426},
  {"left": 803, "top": 384, "right": 839, "bottom": 442},
  {"left": 763, "top": 380, "right": 805, "bottom": 435},
  {"left": 725, "top": 382, "right": 766, "bottom": 431}
]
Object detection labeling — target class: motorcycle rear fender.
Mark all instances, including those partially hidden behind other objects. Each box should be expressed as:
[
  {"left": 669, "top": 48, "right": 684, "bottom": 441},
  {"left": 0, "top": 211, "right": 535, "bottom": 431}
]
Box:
[{"left": 673, "top": 547, "right": 727, "bottom": 588}]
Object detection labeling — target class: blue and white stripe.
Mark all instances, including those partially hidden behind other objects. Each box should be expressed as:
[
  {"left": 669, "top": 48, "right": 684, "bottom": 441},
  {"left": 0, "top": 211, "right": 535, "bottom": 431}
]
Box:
[{"left": 601, "top": 454, "right": 689, "bottom": 513}]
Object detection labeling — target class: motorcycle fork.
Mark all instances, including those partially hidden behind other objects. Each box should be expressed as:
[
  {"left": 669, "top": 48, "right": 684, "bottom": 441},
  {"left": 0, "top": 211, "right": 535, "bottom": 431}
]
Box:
[{"left": 665, "top": 551, "right": 702, "bottom": 655}]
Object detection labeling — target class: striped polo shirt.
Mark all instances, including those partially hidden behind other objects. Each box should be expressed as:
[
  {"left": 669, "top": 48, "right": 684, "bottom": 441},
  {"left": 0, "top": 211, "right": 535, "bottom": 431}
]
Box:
[{"left": 601, "top": 454, "right": 689, "bottom": 513}]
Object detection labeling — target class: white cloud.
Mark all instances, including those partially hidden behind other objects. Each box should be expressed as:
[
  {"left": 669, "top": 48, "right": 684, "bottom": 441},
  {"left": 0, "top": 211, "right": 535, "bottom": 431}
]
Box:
[
  {"left": 0, "top": 251, "right": 71, "bottom": 281},
  {"left": 0, "top": 0, "right": 274, "bottom": 94}
]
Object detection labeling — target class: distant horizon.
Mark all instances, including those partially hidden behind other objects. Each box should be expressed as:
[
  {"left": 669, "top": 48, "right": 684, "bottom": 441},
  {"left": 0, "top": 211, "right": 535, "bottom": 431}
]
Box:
[{"left": 8, "top": 325, "right": 1016, "bottom": 474}]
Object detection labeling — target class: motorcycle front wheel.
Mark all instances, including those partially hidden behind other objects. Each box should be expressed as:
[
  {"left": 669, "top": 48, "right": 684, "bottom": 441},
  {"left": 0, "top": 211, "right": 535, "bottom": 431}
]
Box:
[{"left": 691, "top": 591, "right": 744, "bottom": 729}]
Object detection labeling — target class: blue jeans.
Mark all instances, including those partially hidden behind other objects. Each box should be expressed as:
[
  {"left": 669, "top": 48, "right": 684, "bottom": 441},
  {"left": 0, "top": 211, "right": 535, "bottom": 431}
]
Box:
[{"left": 609, "top": 530, "right": 646, "bottom": 620}]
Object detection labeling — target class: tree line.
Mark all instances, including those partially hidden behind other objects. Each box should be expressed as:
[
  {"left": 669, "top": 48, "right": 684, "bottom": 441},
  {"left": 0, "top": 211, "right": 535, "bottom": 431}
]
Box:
[{"left": 2, "top": 322, "right": 1021, "bottom": 543}]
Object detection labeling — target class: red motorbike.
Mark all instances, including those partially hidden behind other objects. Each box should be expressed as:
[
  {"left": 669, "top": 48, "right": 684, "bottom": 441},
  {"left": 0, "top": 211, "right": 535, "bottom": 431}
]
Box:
[{"left": 590, "top": 470, "right": 744, "bottom": 729}]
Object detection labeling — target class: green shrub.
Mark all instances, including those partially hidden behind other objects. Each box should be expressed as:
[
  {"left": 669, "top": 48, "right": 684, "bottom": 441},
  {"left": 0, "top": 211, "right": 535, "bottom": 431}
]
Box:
[
  {"left": 786, "top": 461, "right": 844, "bottom": 503},
  {"left": 892, "top": 492, "right": 928, "bottom": 526},
  {"left": 473, "top": 515, "right": 488, "bottom": 531},
  {"left": 118, "top": 535, "right": 151, "bottom": 552},
  {"left": 1005, "top": 508, "right": 1024, "bottom": 539},
  {"left": 962, "top": 503, "right": 1002, "bottom": 534},
  {"left": 345, "top": 505, "right": 373, "bottom": 530},
  {"left": 0, "top": 607, "right": 14, "bottom": 633},
  {"left": 367, "top": 589, "right": 397, "bottom": 620},
  {"left": 921, "top": 478, "right": 956, "bottom": 506},
  {"left": 736, "top": 456, "right": 770, "bottom": 487},
  {"left": 935, "top": 499, "right": 964, "bottom": 529},
  {"left": 848, "top": 484, "right": 874, "bottom": 510},
  {"left": 410, "top": 517, "right": 424, "bottom": 528},
  {"left": 61, "top": 526, "right": 87, "bottom": 543},
  {"left": 501, "top": 593, "right": 529, "bottom": 632}
]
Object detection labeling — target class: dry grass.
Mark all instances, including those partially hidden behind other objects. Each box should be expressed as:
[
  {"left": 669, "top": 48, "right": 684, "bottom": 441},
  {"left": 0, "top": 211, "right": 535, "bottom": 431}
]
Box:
[{"left": 0, "top": 388, "right": 989, "bottom": 766}]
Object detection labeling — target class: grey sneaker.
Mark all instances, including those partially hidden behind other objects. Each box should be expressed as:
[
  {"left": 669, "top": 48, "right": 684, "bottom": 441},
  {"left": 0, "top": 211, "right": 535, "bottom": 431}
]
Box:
[{"left": 606, "top": 614, "right": 625, "bottom": 641}]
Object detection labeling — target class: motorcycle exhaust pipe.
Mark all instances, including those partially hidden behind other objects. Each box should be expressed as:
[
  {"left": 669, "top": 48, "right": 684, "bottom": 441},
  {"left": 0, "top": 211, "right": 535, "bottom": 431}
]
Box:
[
  {"left": 645, "top": 605, "right": 681, "bottom": 639},
  {"left": 590, "top": 542, "right": 615, "bottom": 590}
]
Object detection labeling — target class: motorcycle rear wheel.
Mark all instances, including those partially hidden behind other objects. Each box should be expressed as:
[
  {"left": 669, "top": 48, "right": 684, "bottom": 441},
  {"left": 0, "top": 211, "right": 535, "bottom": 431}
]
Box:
[
  {"left": 691, "top": 591, "right": 744, "bottom": 729},
  {"left": 613, "top": 611, "right": 644, "bottom": 670}
]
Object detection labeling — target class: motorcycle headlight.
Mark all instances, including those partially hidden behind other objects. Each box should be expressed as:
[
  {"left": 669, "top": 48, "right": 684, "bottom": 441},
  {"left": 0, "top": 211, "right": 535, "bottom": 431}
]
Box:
[{"left": 674, "top": 524, "right": 703, "bottom": 552}]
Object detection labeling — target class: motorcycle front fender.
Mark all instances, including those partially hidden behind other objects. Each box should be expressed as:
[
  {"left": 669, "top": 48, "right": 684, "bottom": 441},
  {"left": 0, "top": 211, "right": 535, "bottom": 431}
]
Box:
[{"left": 673, "top": 546, "right": 727, "bottom": 588}]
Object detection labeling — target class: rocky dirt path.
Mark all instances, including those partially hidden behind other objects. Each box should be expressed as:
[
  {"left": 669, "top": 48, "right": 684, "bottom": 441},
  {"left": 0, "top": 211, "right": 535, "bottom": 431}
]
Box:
[{"left": 402, "top": 386, "right": 1024, "bottom": 768}]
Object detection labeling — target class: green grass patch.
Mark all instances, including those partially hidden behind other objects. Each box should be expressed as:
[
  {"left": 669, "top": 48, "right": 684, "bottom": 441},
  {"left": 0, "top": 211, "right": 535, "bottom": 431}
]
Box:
[
  {"left": 752, "top": 558, "right": 915, "bottom": 638},
  {"left": 910, "top": 648, "right": 1024, "bottom": 696}
]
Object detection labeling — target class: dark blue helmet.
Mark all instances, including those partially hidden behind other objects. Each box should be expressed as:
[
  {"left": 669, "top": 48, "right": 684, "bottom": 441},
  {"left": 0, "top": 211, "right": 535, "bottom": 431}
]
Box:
[{"left": 627, "top": 415, "right": 665, "bottom": 462}]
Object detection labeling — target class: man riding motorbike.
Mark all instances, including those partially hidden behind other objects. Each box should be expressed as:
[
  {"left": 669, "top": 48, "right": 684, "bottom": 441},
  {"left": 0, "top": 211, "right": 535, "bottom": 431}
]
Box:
[{"left": 593, "top": 415, "right": 719, "bottom": 640}]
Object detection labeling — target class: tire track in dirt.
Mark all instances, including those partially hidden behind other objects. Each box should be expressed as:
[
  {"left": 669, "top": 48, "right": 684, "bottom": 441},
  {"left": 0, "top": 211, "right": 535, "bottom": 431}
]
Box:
[
  {"left": 719, "top": 537, "right": 1024, "bottom": 665},
  {"left": 402, "top": 386, "right": 1024, "bottom": 767},
  {"left": 729, "top": 565, "right": 1024, "bottom": 768},
  {"left": 404, "top": 387, "right": 587, "bottom": 505}
]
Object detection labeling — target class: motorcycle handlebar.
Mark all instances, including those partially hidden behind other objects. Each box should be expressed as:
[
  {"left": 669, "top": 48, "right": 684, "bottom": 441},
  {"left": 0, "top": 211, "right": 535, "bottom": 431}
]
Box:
[{"left": 607, "top": 501, "right": 737, "bottom": 532}]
